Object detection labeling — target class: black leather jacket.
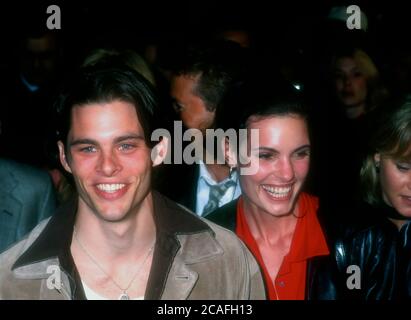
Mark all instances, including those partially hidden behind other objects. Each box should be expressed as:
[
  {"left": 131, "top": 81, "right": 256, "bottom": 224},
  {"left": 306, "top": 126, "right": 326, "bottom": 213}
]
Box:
[
  {"left": 368, "top": 202, "right": 411, "bottom": 299},
  {"left": 398, "top": 221, "right": 411, "bottom": 299},
  {"left": 205, "top": 199, "right": 397, "bottom": 300}
]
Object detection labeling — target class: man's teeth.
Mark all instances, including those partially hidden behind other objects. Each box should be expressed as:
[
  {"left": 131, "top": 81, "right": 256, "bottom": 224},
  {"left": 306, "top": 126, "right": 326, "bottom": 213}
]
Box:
[
  {"left": 262, "top": 185, "right": 291, "bottom": 198},
  {"left": 96, "top": 184, "right": 126, "bottom": 193}
]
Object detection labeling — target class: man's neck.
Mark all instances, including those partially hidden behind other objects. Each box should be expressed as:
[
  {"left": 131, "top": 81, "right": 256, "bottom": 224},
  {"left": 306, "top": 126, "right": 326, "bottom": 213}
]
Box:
[
  {"left": 204, "top": 163, "right": 230, "bottom": 183},
  {"left": 73, "top": 193, "right": 156, "bottom": 260},
  {"left": 202, "top": 148, "right": 230, "bottom": 183}
]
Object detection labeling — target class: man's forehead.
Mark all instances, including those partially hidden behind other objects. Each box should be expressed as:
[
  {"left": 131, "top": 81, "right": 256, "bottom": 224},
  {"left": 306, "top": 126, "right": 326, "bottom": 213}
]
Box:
[{"left": 68, "top": 101, "right": 144, "bottom": 137}]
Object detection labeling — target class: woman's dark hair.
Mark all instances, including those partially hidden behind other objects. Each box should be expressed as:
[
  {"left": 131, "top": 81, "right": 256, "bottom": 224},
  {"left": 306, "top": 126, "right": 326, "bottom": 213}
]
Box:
[
  {"left": 55, "top": 66, "right": 159, "bottom": 149},
  {"left": 215, "top": 78, "right": 309, "bottom": 132}
]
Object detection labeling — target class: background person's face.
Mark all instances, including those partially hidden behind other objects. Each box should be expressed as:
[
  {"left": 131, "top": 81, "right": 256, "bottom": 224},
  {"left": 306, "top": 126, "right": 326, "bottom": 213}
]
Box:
[
  {"left": 239, "top": 115, "right": 310, "bottom": 217},
  {"left": 170, "top": 74, "right": 215, "bottom": 133},
  {"left": 20, "top": 34, "right": 57, "bottom": 86},
  {"left": 376, "top": 154, "right": 411, "bottom": 218},
  {"left": 59, "top": 100, "right": 153, "bottom": 222},
  {"left": 334, "top": 57, "right": 368, "bottom": 112}
]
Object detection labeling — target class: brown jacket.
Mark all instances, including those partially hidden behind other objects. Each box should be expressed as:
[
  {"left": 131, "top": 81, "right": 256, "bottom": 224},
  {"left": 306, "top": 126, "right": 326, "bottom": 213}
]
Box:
[{"left": 0, "top": 191, "right": 266, "bottom": 300}]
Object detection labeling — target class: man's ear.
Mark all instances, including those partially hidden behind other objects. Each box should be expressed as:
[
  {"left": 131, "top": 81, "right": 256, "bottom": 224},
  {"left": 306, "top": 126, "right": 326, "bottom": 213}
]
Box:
[
  {"left": 221, "top": 137, "right": 238, "bottom": 168},
  {"left": 151, "top": 136, "right": 169, "bottom": 167},
  {"left": 58, "top": 141, "right": 72, "bottom": 173}
]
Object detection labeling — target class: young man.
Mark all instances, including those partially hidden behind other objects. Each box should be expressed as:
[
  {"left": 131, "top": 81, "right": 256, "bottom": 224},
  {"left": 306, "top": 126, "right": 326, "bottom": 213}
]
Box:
[{"left": 0, "top": 67, "right": 265, "bottom": 300}]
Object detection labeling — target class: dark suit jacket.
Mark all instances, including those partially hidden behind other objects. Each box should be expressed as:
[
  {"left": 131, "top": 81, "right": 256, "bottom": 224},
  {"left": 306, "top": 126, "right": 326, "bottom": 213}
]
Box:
[
  {"left": 154, "top": 162, "right": 199, "bottom": 212},
  {"left": 0, "top": 159, "right": 56, "bottom": 253}
]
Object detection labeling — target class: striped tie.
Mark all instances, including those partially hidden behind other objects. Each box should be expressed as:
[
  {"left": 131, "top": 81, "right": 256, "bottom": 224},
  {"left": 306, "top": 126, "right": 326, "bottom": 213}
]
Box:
[{"left": 202, "top": 180, "right": 236, "bottom": 215}]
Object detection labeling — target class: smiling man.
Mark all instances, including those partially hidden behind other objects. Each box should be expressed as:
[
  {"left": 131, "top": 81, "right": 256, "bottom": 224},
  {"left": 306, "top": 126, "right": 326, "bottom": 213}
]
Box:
[{"left": 0, "top": 67, "right": 265, "bottom": 300}]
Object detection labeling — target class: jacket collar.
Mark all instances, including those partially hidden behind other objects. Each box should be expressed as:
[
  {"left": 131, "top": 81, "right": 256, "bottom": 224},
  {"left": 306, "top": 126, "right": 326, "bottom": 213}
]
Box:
[
  {"left": 12, "top": 196, "right": 82, "bottom": 299},
  {"left": 12, "top": 191, "right": 219, "bottom": 299},
  {"left": 145, "top": 191, "right": 216, "bottom": 299}
]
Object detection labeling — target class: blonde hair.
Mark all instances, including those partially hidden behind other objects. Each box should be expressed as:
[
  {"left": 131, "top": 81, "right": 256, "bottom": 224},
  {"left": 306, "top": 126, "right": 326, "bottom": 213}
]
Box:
[
  {"left": 331, "top": 48, "right": 388, "bottom": 113},
  {"left": 361, "top": 101, "right": 411, "bottom": 205},
  {"left": 82, "top": 48, "right": 156, "bottom": 86}
]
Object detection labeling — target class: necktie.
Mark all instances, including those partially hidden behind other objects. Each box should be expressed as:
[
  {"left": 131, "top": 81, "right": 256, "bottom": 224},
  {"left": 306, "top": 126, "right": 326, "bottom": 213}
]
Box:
[{"left": 202, "top": 180, "right": 236, "bottom": 215}]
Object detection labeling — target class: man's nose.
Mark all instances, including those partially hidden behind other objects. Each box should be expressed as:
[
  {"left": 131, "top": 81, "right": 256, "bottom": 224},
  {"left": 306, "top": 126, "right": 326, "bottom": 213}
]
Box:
[{"left": 96, "top": 151, "right": 121, "bottom": 176}]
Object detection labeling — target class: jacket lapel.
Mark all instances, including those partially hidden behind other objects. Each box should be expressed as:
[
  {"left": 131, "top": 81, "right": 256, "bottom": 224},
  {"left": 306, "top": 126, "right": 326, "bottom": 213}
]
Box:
[
  {"left": 0, "top": 169, "right": 22, "bottom": 250},
  {"left": 159, "top": 255, "right": 199, "bottom": 299},
  {"left": 159, "top": 232, "right": 223, "bottom": 299},
  {"left": 146, "top": 192, "right": 221, "bottom": 300}
]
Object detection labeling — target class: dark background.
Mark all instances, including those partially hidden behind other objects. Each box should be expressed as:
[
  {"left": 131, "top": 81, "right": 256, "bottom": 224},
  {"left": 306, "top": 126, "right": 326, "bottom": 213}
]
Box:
[{"left": 0, "top": 0, "right": 409, "bottom": 72}]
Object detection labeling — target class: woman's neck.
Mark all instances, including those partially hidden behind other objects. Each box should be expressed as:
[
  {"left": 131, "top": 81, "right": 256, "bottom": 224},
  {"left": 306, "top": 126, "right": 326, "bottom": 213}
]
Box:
[
  {"left": 242, "top": 199, "right": 298, "bottom": 245},
  {"left": 345, "top": 104, "right": 366, "bottom": 120}
]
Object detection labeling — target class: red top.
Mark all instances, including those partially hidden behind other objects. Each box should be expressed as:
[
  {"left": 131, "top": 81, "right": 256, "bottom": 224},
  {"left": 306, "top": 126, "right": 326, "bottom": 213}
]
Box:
[{"left": 235, "top": 192, "right": 329, "bottom": 300}]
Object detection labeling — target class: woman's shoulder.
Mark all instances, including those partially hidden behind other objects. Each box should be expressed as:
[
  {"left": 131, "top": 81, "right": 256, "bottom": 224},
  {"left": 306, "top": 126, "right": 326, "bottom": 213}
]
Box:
[{"left": 320, "top": 200, "right": 397, "bottom": 242}]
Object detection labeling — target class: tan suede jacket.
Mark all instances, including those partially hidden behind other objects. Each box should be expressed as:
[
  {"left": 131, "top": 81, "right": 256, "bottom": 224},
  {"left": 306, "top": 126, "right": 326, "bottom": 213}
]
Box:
[{"left": 0, "top": 192, "right": 266, "bottom": 300}]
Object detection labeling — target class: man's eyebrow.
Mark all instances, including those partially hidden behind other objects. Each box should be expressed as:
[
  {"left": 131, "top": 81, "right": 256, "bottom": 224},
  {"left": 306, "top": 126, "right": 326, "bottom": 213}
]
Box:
[
  {"left": 69, "top": 139, "right": 97, "bottom": 147},
  {"left": 113, "top": 134, "right": 145, "bottom": 143},
  {"left": 69, "top": 134, "right": 145, "bottom": 147}
]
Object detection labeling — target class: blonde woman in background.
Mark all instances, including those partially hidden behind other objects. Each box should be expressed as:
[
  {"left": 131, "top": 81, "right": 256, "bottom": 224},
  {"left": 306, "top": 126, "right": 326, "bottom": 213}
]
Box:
[{"left": 331, "top": 47, "right": 388, "bottom": 120}]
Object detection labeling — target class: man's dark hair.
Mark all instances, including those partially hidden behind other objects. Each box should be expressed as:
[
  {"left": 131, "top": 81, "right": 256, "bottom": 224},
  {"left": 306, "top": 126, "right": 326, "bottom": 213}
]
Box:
[
  {"left": 55, "top": 66, "right": 159, "bottom": 149},
  {"left": 172, "top": 40, "right": 249, "bottom": 112}
]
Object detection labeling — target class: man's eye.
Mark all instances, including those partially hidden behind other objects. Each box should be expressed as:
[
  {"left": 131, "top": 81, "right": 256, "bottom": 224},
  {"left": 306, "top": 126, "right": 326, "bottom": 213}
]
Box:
[
  {"left": 119, "top": 144, "right": 135, "bottom": 151},
  {"left": 173, "top": 102, "right": 183, "bottom": 112},
  {"left": 80, "top": 146, "right": 96, "bottom": 153}
]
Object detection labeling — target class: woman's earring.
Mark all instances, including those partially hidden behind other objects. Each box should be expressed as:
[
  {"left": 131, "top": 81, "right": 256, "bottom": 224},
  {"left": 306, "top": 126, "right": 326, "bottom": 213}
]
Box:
[{"left": 375, "top": 162, "right": 380, "bottom": 173}]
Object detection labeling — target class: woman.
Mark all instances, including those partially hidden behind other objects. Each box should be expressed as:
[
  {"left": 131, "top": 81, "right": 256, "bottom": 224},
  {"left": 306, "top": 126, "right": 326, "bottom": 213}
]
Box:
[
  {"left": 324, "top": 48, "right": 389, "bottom": 210},
  {"left": 360, "top": 100, "right": 411, "bottom": 298},
  {"left": 206, "top": 84, "right": 396, "bottom": 300},
  {"left": 331, "top": 48, "right": 387, "bottom": 120}
]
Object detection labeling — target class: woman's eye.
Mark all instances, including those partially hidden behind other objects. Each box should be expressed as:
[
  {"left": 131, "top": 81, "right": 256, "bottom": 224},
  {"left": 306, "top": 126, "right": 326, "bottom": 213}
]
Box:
[
  {"left": 396, "top": 163, "right": 411, "bottom": 172},
  {"left": 258, "top": 153, "right": 273, "bottom": 160},
  {"left": 294, "top": 150, "right": 310, "bottom": 159}
]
